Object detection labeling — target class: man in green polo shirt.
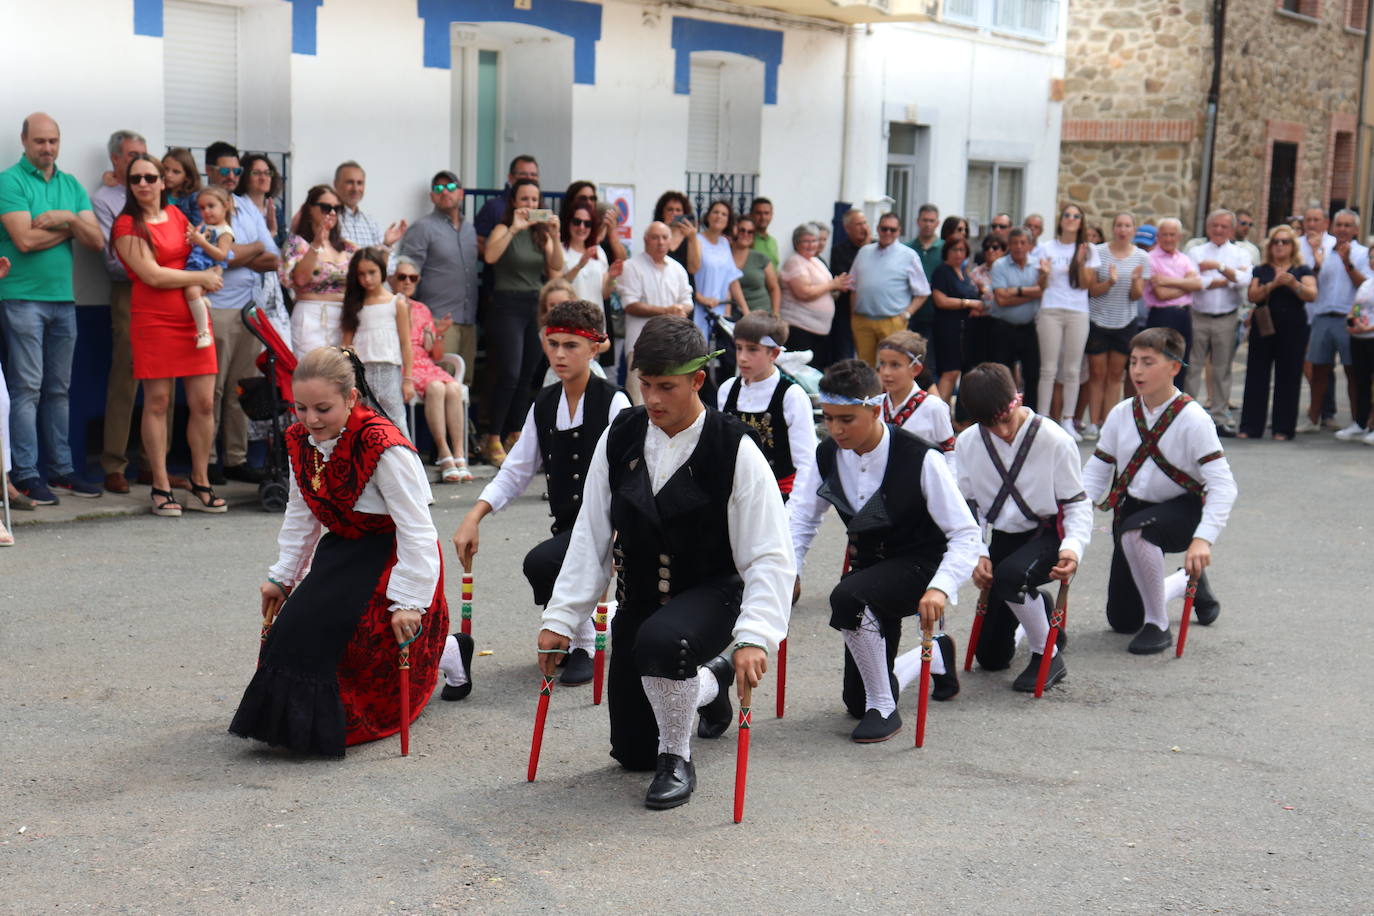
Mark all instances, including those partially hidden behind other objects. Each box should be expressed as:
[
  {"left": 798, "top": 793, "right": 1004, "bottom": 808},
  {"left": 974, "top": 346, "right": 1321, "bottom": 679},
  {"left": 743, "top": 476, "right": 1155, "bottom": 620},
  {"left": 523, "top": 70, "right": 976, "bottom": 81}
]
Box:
[
  {"left": 0, "top": 112, "right": 104, "bottom": 505},
  {"left": 904, "top": 202, "right": 943, "bottom": 357},
  {"left": 749, "top": 197, "right": 779, "bottom": 268}
]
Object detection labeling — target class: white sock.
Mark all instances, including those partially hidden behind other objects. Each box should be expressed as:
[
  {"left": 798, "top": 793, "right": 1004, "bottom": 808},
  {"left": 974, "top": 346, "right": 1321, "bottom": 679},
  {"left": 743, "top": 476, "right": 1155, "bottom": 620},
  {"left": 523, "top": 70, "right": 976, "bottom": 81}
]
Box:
[
  {"left": 1164, "top": 569, "right": 1189, "bottom": 603},
  {"left": 695, "top": 665, "right": 719, "bottom": 708},
  {"left": 1009, "top": 592, "right": 1057, "bottom": 658},
  {"left": 439, "top": 634, "right": 468, "bottom": 687},
  {"left": 1121, "top": 529, "right": 1169, "bottom": 630},
  {"left": 893, "top": 635, "right": 948, "bottom": 694},
  {"left": 841, "top": 608, "right": 895, "bottom": 715},
  {"left": 571, "top": 615, "right": 596, "bottom": 654},
  {"left": 640, "top": 675, "right": 696, "bottom": 759}
]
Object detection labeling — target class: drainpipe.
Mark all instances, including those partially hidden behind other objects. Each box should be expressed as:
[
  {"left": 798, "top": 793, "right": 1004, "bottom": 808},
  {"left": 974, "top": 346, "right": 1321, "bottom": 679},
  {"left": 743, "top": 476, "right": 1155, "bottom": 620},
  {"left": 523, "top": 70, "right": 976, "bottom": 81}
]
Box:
[
  {"left": 1194, "top": 0, "right": 1226, "bottom": 235},
  {"left": 1355, "top": 0, "right": 1373, "bottom": 219},
  {"left": 839, "top": 24, "right": 861, "bottom": 201}
]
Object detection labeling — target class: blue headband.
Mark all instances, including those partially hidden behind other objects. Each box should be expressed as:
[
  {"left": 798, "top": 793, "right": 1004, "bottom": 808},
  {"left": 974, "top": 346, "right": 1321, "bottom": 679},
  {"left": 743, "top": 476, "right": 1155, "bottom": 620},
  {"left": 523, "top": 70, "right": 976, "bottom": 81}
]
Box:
[{"left": 819, "top": 391, "right": 884, "bottom": 407}]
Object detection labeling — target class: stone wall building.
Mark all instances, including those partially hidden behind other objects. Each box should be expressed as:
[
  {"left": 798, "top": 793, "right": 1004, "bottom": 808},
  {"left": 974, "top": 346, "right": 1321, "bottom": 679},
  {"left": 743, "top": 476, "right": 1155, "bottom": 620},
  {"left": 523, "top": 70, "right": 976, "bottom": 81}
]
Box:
[{"left": 1060, "top": 0, "right": 1370, "bottom": 234}]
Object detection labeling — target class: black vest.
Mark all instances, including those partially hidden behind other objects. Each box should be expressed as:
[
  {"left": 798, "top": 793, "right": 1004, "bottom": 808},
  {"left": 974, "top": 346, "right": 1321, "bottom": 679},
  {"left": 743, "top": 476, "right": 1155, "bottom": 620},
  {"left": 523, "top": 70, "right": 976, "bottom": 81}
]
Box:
[
  {"left": 607, "top": 407, "right": 750, "bottom": 608},
  {"left": 534, "top": 375, "right": 618, "bottom": 534},
  {"left": 816, "top": 425, "right": 949, "bottom": 571},
  {"left": 722, "top": 375, "right": 796, "bottom": 483}
]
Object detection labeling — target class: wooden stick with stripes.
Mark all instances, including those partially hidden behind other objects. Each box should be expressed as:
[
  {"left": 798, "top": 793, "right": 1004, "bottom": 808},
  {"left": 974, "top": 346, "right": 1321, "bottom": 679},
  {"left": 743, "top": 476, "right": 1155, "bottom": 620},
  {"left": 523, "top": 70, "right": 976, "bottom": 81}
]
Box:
[
  {"left": 914, "top": 624, "right": 933, "bottom": 748},
  {"left": 460, "top": 572, "right": 474, "bottom": 636},
  {"left": 1034, "top": 582, "right": 1069, "bottom": 698},
  {"left": 963, "top": 588, "right": 990, "bottom": 671},
  {"left": 592, "top": 603, "right": 609, "bottom": 705},
  {"left": 1175, "top": 575, "right": 1198, "bottom": 658},
  {"left": 733, "top": 683, "right": 753, "bottom": 824}
]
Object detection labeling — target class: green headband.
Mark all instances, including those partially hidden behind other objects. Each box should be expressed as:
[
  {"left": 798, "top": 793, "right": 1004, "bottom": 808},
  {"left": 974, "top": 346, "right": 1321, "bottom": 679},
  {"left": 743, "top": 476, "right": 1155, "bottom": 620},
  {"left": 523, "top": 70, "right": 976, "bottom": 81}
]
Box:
[{"left": 660, "top": 349, "right": 725, "bottom": 375}]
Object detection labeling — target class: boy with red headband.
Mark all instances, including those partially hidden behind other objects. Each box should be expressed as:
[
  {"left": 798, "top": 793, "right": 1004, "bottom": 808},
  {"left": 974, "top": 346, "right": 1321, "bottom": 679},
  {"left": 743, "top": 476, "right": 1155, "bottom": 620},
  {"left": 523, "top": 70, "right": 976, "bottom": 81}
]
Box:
[
  {"left": 717, "top": 312, "right": 817, "bottom": 500},
  {"left": 453, "top": 299, "right": 630, "bottom": 687}
]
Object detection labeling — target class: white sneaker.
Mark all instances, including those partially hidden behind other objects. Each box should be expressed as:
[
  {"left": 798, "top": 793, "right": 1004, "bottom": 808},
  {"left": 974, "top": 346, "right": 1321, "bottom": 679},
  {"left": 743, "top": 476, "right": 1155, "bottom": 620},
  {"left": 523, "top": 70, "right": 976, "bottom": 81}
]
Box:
[
  {"left": 1335, "top": 423, "right": 1367, "bottom": 441},
  {"left": 1059, "top": 418, "right": 1083, "bottom": 442},
  {"left": 1080, "top": 421, "right": 1100, "bottom": 440},
  {"left": 1295, "top": 416, "right": 1321, "bottom": 434},
  {"left": 1362, "top": 429, "right": 1374, "bottom": 446}
]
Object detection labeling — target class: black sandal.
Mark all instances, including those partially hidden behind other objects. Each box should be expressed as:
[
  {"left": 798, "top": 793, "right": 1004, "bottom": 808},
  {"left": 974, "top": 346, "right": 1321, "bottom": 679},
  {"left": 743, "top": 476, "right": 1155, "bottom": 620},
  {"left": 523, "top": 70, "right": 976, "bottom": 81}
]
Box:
[
  {"left": 184, "top": 482, "right": 228, "bottom": 513},
  {"left": 150, "top": 487, "right": 182, "bottom": 517}
]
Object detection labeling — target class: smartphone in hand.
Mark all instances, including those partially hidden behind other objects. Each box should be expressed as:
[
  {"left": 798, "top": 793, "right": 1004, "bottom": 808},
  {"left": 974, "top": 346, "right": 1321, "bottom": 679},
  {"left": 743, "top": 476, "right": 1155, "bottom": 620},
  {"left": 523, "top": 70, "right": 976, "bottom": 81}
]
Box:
[{"left": 527, "top": 208, "right": 553, "bottom": 223}]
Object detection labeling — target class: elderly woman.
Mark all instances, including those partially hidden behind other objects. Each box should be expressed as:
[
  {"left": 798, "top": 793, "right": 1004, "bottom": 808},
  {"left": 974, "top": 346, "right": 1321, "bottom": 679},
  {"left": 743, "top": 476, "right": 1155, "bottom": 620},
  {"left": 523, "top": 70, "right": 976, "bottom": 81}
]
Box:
[
  {"left": 780, "top": 222, "right": 848, "bottom": 369},
  {"left": 281, "top": 185, "right": 358, "bottom": 356},
  {"left": 393, "top": 257, "right": 471, "bottom": 483},
  {"left": 111, "top": 154, "right": 227, "bottom": 516},
  {"left": 1239, "top": 224, "right": 1317, "bottom": 440},
  {"left": 732, "top": 215, "right": 780, "bottom": 315}
]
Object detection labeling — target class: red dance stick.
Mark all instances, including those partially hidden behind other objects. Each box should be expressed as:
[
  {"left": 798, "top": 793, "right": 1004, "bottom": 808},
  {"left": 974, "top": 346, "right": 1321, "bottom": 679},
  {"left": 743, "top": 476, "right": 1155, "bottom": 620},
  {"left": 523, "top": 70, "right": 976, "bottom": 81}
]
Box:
[
  {"left": 1035, "top": 582, "right": 1070, "bottom": 698},
  {"left": 592, "top": 603, "right": 609, "bottom": 706},
  {"left": 460, "top": 573, "right": 473, "bottom": 636},
  {"left": 399, "top": 646, "right": 411, "bottom": 757},
  {"left": 775, "top": 638, "right": 787, "bottom": 719},
  {"left": 527, "top": 674, "right": 555, "bottom": 782},
  {"left": 733, "top": 683, "right": 753, "bottom": 824},
  {"left": 963, "top": 588, "right": 990, "bottom": 671},
  {"left": 1176, "top": 575, "right": 1198, "bottom": 658},
  {"left": 914, "top": 627, "right": 933, "bottom": 748}
]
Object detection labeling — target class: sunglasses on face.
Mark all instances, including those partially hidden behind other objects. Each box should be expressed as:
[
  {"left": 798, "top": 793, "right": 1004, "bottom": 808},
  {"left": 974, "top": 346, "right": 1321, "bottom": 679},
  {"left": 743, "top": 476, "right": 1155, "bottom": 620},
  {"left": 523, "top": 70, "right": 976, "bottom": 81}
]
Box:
[
  {"left": 878, "top": 226, "right": 901, "bottom": 233},
  {"left": 991, "top": 222, "right": 1011, "bottom": 230},
  {"left": 576, "top": 193, "right": 596, "bottom": 203},
  {"left": 314, "top": 202, "right": 339, "bottom": 215},
  {"left": 1238, "top": 221, "right": 1253, "bottom": 227},
  {"left": 432, "top": 183, "right": 460, "bottom": 193},
  {"left": 128, "top": 173, "right": 160, "bottom": 185},
  {"left": 736, "top": 228, "right": 755, "bottom": 235},
  {"left": 217, "top": 167, "right": 243, "bottom": 177},
  {"left": 249, "top": 169, "right": 272, "bottom": 178},
  {"left": 570, "top": 218, "right": 594, "bottom": 228},
  {"left": 1271, "top": 239, "right": 1293, "bottom": 245},
  {"left": 394, "top": 273, "right": 419, "bottom": 283}
]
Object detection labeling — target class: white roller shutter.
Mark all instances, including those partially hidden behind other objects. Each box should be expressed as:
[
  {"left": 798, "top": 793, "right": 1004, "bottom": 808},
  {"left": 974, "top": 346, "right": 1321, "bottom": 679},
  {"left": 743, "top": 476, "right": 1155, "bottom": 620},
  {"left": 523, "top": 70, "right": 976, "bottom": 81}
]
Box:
[
  {"left": 686, "top": 60, "right": 723, "bottom": 173},
  {"left": 164, "top": 0, "right": 239, "bottom": 149}
]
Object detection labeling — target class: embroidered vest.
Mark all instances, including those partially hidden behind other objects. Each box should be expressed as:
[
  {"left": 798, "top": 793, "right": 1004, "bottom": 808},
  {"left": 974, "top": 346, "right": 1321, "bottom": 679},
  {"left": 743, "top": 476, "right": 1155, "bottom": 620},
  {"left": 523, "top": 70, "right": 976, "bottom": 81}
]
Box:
[
  {"left": 533, "top": 376, "right": 618, "bottom": 534},
  {"left": 722, "top": 375, "right": 796, "bottom": 493}
]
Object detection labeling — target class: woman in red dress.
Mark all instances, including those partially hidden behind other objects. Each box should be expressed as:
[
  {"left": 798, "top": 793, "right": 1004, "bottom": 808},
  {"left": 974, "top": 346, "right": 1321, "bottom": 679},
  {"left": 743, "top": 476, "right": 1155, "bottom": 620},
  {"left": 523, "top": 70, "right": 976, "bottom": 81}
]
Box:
[
  {"left": 112, "top": 154, "right": 226, "bottom": 517},
  {"left": 229, "top": 347, "right": 465, "bottom": 756}
]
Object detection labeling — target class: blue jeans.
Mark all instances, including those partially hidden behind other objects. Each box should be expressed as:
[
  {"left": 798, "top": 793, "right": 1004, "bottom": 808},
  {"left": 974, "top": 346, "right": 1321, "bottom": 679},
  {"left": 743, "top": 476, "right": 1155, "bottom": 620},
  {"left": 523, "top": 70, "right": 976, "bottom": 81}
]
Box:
[{"left": 0, "top": 300, "right": 77, "bottom": 480}]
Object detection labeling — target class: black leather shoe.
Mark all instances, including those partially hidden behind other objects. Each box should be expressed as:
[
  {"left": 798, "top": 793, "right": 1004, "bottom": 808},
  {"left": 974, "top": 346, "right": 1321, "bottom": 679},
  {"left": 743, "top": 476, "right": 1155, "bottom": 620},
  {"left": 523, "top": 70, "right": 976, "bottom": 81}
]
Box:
[
  {"left": 440, "top": 633, "right": 475, "bottom": 701},
  {"left": 1193, "top": 572, "right": 1220, "bottom": 625},
  {"left": 1128, "top": 623, "right": 1173, "bottom": 655},
  {"left": 1013, "top": 652, "right": 1066, "bottom": 692},
  {"left": 696, "top": 655, "right": 734, "bottom": 739},
  {"left": 851, "top": 708, "right": 902, "bottom": 743},
  {"left": 931, "top": 634, "right": 960, "bottom": 701},
  {"left": 207, "top": 463, "right": 227, "bottom": 486},
  {"left": 559, "top": 648, "right": 594, "bottom": 686},
  {"left": 224, "top": 463, "right": 266, "bottom": 484},
  {"left": 644, "top": 753, "right": 696, "bottom": 809}
]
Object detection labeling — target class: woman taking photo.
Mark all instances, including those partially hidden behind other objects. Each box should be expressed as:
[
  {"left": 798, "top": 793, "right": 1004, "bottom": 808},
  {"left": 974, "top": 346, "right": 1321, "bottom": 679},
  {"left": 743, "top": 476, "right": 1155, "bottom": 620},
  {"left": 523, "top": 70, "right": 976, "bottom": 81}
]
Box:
[
  {"left": 1083, "top": 212, "right": 1149, "bottom": 437},
  {"left": 779, "top": 223, "right": 847, "bottom": 369},
  {"left": 930, "top": 236, "right": 983, "bottom": 402},
  {"left": 732, "top": 215, "right": 780, "bottom": 315},
  {"left": 653, "top": 191, "right": 701, "bottom": 276},
  {"left": 692, "top": 199, "right": 746, "bottom": 340},
  {"left": 1239, "top": 225, "right": 1317, "bottom": 440},
  {"left": 1035, "top": 203, "right": 1099, "bottom": 440},
  {"left": 282, "top": 185, "right": 357, "bottom": 356},
  {"left": 111, "top": 154, "right": 227, "bottom": 517},
  {"left": 482, "top": 177, "right": 563, "bottom": 466}
]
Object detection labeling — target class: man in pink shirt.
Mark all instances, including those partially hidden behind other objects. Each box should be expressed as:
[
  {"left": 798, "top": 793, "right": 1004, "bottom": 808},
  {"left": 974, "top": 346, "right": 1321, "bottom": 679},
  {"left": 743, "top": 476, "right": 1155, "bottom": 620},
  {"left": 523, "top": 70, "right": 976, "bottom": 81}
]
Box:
[{"left": 1144, "top": 218, "right": 1204, "bottom": 387}]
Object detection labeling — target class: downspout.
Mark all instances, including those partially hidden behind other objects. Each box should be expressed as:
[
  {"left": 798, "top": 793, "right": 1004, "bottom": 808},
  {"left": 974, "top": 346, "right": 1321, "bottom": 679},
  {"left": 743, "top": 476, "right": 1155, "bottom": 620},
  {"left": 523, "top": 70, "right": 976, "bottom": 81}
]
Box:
[
  {"left": 1194, "top": 0, "right": 1226, "bottom": 235},
  {"left": 1355, "top": 0, "right": 1373, "bottom": 219},
  {"left": 839, "top": 23, "right": 861, "bottom": 201}
]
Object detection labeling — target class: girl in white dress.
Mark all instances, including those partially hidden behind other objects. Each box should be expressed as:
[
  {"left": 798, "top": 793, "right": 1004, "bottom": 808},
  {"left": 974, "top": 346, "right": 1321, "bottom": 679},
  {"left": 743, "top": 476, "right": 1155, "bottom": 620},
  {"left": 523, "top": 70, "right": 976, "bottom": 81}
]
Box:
[{"left": 341, "top": 247, "right": 412, "bottom": 439}]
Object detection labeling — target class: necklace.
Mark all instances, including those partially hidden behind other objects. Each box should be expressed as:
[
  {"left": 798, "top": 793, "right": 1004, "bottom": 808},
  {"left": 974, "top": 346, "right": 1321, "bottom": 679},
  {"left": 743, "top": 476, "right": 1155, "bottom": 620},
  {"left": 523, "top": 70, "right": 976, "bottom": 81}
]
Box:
[{"left": 306, "top": 424, "right": 345, "bottom": 492}]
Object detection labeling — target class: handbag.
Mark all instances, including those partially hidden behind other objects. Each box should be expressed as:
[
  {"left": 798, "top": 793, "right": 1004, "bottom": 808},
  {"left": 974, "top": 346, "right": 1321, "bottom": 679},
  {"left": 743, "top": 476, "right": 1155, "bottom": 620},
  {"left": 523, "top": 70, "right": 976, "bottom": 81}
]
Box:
[{"left": 1252, "top": 303, "right": 1276, "bottom": 337}]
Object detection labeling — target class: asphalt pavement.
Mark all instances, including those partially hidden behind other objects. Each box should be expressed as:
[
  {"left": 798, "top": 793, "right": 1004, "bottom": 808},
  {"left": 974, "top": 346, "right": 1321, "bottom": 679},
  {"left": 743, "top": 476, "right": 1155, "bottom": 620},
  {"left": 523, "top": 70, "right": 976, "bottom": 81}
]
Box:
[{"left": 2, "top": 429, "right": 1373, "bottom": 913}]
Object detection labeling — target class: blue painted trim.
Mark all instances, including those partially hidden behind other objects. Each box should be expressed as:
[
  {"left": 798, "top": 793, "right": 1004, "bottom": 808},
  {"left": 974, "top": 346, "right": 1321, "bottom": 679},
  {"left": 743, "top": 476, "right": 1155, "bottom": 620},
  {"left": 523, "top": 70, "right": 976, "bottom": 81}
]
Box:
[
  {"left": 671, "top": 17, "right": 783, "bottom": 105},
  {"left": 285, "top": 0, "right": 323, "bottom": 55},
  {"left": 133, "top": 0, "right": 162, "bottom": 37},
  {"left": 417, "top": 0, "right": 602, "bottom": 84}
]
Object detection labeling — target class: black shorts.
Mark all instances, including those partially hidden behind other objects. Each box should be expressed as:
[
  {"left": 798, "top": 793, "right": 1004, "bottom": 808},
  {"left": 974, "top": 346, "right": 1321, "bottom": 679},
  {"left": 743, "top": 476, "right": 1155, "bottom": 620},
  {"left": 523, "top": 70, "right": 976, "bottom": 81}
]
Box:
[{"left": 1085, "top": 320, "right": 1140, "bottom": 356}]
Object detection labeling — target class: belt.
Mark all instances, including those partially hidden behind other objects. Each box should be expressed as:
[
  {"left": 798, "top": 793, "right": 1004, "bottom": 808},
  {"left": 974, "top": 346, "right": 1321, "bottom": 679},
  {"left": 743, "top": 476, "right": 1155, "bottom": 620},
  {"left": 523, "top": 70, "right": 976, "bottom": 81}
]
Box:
[{"left": 1196, "top": 309, "right": 1237, "bottom": 317}]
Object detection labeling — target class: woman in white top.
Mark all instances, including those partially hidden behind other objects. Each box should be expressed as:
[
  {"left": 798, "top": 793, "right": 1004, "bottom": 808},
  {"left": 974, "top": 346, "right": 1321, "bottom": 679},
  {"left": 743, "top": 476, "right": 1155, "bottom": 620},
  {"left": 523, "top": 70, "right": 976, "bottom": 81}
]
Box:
[
  {"left": 1034, "top": 203, "right": 1099, "bottom": 440},
  {"left": 341, "top": 248, "right": 412, "bottom": 439},
  {"left": 561, "top": 201, "right": 618, "bottom": 304},
  {"left": 693, "top": 199, "right": 747, "bottom": 341}
]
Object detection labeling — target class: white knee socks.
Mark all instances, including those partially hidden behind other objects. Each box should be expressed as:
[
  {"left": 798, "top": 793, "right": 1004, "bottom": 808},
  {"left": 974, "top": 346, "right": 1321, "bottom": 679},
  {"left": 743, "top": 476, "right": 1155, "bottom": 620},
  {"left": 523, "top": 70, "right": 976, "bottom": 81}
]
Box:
[
  {"left": 843, "top": 608, "right": 896, "bottom": 715},
  {"left": 893, "top": 634, "right": 947, "bottom": 694},
  {"left": 1009, "top": 592, "right": 1057, "bottom": 658},
  {"left": 1164, "top": 568, "right": 1188, "bottom": 603},
  {"left": 439, "top": 635, "right": 468, "bottom": 687},
  {"left": 641, "top": 675, "right": 698, "bottom": 759},
  {"left": 1121, "top": 529, "right": 1169, "bottom": 630},
  {"left": 572, "top": 615, "right": 596, "bottom": 654},
  {"left": 694, "top": 666, "right": 719, "bottom": 708}
]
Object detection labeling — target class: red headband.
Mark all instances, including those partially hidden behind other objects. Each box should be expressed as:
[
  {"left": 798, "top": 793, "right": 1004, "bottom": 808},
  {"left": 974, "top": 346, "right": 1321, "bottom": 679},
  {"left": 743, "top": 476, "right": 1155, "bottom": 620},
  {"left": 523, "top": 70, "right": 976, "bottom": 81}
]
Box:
[{"left": 544, "top": 325, "right": 607, "bottom": 343}]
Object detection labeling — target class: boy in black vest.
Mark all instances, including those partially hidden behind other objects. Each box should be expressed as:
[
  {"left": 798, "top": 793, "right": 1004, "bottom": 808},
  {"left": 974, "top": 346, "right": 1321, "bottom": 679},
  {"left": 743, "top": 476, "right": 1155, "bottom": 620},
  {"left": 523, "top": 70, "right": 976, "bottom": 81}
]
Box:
[
  {"left": 946, "top": 362, "right": 1091, "bottom": 690},
  {"left": 1082, "top": 327, "right": 1238, "bottom": 654},
  {"left": 789, "top": 360, "right": 981, "bottom": 743},
  {"left": 538, "top": 316, "right": 793, "bottom": 809},
  {"left": 453, "top": 299, "right": 631, "bottom": 687},
  {"left": 717, "top": 312, "right": 817, "bottom": 499}
]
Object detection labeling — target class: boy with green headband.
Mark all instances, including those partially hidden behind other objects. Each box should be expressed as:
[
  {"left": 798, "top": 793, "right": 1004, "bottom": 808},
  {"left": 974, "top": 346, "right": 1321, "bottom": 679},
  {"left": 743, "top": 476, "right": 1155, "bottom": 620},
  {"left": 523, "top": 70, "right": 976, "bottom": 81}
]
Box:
[{"left": 537, "top": 315, "right": 794, "bottom": 810}]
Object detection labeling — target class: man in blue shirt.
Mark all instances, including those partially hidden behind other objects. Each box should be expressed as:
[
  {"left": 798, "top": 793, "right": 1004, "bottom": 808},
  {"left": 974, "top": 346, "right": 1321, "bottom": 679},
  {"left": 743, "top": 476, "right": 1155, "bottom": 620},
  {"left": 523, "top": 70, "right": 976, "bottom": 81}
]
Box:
[
  {"left": 988, "top": 227, "right": 1047, "bottom": 411},
  {"left": 849, "top": 212, "right": 930, "bottom": 366}
]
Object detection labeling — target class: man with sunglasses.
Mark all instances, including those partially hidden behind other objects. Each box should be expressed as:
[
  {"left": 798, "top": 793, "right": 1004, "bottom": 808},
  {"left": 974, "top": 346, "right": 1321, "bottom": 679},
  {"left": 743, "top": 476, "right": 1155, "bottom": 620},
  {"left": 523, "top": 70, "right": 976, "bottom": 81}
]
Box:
[
  {"left": 202, "top": 141, "right": 279, "bottom": 485},
  {"left": 988, "top": 213, "right": 1013, "bottom": 245},
  {"left": 850, "top": 212, "right": 930, "bottom": 366},
  {"left": 1231, "top": 209, "right": 1261, "bottom": 265},
  {"left": 396, "top": 171, "right": 478, "bottom": 385}
]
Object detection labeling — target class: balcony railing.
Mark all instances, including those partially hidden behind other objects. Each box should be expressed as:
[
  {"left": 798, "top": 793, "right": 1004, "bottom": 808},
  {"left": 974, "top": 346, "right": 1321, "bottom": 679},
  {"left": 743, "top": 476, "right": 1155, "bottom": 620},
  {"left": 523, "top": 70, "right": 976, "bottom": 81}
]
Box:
[
  {"left": 686, "top": 172, "right": 760, "bottom": 220},
  {"left": 942, "top": 0, "right": 1059, "bottom": 41}
]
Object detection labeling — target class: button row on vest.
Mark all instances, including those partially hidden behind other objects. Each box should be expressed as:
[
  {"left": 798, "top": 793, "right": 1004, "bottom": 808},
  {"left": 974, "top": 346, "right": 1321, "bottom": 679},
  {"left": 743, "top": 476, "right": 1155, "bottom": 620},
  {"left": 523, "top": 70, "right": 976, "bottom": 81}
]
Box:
[
  {"left": 659, "top": 553, "right": 671, "bottom": 565},
  {"left": 658, "top": 567, "right": 670, "bottom": 579}
]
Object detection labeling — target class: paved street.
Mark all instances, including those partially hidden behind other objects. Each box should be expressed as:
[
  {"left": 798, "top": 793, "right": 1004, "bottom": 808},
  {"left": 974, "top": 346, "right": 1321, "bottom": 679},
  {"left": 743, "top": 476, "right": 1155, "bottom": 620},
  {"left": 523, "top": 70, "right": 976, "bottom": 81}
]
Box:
[{"left": 2, "top": 432, "right": 1373, "bottom": 914}]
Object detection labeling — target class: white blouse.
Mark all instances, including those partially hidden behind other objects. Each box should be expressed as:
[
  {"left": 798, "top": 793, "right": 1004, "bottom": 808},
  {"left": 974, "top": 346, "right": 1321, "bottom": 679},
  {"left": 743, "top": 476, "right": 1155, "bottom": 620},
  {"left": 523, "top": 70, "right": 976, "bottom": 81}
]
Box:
[{"left": 353, "top": 295, "right": 403, "bottom": 365}]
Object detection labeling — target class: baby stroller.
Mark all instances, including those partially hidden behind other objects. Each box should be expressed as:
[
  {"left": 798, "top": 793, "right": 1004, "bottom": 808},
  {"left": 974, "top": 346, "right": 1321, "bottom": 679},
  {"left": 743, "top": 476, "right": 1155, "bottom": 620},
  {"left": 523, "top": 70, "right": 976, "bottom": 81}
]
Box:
[{"left": 237, "top": 302, "right": 295, "bottom": 511}]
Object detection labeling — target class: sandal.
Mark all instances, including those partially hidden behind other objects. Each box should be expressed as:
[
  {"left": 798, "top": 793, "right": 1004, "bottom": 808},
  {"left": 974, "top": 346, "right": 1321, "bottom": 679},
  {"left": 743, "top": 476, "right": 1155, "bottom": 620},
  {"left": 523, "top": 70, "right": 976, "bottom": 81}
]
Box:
[
  {"left": 0, "top": 521, "right": 13, "bottom": 546},
  {"left": 184, "top": 482, "right": 228, "bottom": 513},
  {"left": 150, "top": 487, "right": 182, "bottom": 517},
  {"left": 484, "top": 439, "right": 507, "bottom": 468},
  {"left": 439, "top": 456, "right": 460, "bottom": 483},
  {"left": 454, "top": 459, "right": 473, "bottom": 484}
]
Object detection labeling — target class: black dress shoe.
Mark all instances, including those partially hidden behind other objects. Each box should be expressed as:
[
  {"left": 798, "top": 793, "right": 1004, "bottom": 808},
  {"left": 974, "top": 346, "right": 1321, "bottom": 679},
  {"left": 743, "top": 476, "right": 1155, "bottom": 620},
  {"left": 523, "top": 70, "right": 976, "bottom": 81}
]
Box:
[
  {"left": 1192, "top": 572, "right": 1220, "bottom": 625},
  {"left": 696, "top": 655, "right": 734, "bottom": 739},
  {"left": 207, "top": 464, "right": 227, "bottom": 486},
  {"left": 224, "top": 463, "right": 266, "bottom": 484},
  {"left": 851, "top": 708, "right": 902, "bottom": 743},
  {"left": 440, "top": 633, "right": 475, "bottom": 701},
  {"left": 1013, "top": 652, "right": 1066, "bottom": 692},
  {"left": 644, "top": 753, "right": 696, "bottom": 809},
  {"left": 931, "top": 634, "right": 960, "bottom": 701},
  {"left": 559, "top": 648, "right": 594, "bottom": 686},
  {"left": 1128, "top": 623, "right": 1173, "bottom": 655}
]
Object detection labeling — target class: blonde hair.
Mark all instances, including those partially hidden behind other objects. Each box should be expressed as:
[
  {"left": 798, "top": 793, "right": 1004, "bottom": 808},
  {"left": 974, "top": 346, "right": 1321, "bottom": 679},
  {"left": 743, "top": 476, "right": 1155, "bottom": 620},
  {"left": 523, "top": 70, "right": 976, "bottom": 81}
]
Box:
[
  {"left": 538, "top": 277, "right": 577, "bottom": 324},
  {"left": 293, "top": 347, "right": 358, "bottom": 397},
  {"left": 195, "top": 185, "right": 236, "bottom": 224},
  {"left": 1263, "top": 224, "right": 1303, "bottom": 269}
]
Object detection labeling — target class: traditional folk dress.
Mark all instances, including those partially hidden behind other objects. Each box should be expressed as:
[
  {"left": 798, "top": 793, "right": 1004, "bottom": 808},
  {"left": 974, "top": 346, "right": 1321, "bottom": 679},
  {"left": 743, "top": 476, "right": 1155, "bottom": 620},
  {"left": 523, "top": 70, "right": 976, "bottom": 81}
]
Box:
[
  {"left": 788, "top": 423, "right": 980, "bottom": 731},
  {"left": 229, "top": 404, "right": 448, "bottom": 756},
  {"left": 717, "top": 368, "right": 817, "bottom": 499},
  {"left": 951, "top": 408, "right": 1092, "bottom": 680},
  {"left": 1081, "top": 391, "right": 1238, "bottom": 638},
  {"left": 882, "top": 382, "right": 958, "bottom": 475}
]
